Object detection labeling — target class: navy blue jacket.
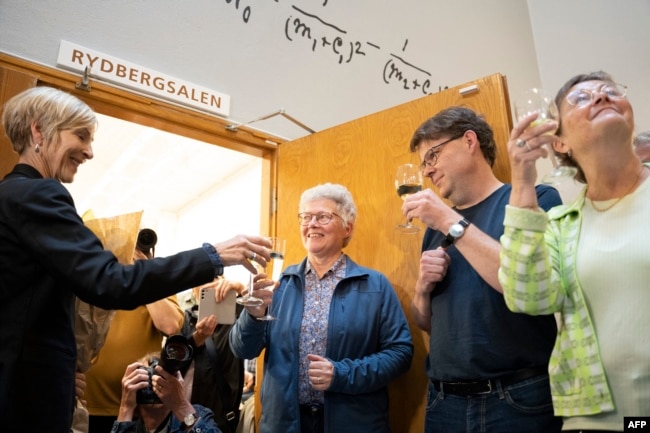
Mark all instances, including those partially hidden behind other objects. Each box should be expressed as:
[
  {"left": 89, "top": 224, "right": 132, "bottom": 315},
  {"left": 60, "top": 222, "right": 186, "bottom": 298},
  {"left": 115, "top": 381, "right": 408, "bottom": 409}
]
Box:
[
  {"left": 229, "top": 255, "right": 413, "bottom": 433},
  {"left": 0, "top": 164, "right": 216, "bottom": 433}
]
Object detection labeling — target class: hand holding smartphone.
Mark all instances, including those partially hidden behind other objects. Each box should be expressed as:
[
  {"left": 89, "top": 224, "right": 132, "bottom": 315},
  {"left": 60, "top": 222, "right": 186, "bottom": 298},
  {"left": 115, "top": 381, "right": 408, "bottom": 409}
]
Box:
[{"left": 198, "top": 287, "right": 237, "bottom": 324}]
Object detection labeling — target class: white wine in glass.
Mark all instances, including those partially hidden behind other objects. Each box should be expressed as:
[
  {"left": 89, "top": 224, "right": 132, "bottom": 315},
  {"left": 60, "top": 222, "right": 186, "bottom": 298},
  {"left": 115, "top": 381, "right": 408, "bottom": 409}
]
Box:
[
  {"left": 257, "top": 237, "right": 285, "bottom": 321},
  {"left": 515, "top": 88, "right": 578, "bottom": 185},
  {"left": 395, "top": 163, "right": 423, "bottom": 234}
]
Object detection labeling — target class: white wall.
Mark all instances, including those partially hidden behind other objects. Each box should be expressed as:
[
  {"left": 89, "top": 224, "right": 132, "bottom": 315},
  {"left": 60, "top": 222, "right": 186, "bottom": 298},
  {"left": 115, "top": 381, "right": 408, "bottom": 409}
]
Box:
[
  {"left": 168, "top": 159, "right": 263, "bottom": 286},
  {"left": 2, "top": 0, "right": 648, "bottom": 225},
  {"left": 0, "top": 0, "right": 541, "bottom": 140},
  {"left": 529, "top": 0, "right": 650, "bottom": 134}
]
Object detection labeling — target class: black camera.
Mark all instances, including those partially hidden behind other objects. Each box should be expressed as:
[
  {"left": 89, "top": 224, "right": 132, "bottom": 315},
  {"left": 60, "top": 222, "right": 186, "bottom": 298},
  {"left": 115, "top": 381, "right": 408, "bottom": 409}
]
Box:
[
  {"left": 136, "top": 228, "right": 157, "bottom": 257},
  {"left": 136, "top": 335, "right": 194, "bottom": 405}
]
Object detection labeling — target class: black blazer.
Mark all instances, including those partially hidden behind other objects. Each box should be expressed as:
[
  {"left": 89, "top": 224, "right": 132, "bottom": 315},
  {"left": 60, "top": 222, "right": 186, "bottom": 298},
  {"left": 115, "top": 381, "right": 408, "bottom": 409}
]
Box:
[{"left": 0, "top": 164, "right": 215, "bottom": 433}]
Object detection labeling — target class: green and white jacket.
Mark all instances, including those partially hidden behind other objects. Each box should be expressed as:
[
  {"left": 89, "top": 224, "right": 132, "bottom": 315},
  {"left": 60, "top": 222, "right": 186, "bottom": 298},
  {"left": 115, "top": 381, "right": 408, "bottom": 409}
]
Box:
[{"left": 498, "top": 189, "right": 615, "bottom": 416}]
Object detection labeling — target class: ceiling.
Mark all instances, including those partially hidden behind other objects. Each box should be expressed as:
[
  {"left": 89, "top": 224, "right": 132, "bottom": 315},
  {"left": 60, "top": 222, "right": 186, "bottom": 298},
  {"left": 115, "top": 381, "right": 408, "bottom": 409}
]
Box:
[{"left": 67, "top": 113, "right": 259, "bottom": 222}]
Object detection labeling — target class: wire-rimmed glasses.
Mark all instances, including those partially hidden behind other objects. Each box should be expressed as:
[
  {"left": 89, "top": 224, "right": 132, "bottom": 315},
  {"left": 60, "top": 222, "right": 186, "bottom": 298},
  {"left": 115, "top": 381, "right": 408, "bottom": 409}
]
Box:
[
  {"left": 298, "top": 212, "right": 340, "bottom": 226},
  {"left": 566, "top": 82, "right": 627, "bottom": 107},
  {"left": 419, "top": 134, "right": 464, "bottom": 172}
]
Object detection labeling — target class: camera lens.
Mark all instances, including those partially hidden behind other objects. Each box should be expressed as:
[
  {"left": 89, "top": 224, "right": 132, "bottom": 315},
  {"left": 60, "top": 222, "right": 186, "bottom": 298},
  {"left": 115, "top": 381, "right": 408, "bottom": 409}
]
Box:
[
  {"left": 165, "top": 342, "right": 191, "bottom": 360},
  {"left": 136, "top": 228, "right": 157, "bottom": 255},
  {"left": 159, "top": 335, "right": 193, "bottom": 374}
]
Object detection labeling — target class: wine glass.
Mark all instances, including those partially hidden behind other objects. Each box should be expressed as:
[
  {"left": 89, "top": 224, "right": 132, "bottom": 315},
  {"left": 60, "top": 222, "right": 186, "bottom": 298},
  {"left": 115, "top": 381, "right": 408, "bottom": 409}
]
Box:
[
  {"left": 257, "top": 237, "right": 286, "bottom": 321},
  {"left": 236, "top": 266, "right": 264, "bottom": 308},
  {"left": 395, "top": 163, "right": 423, "bottom": 234},
  {"left": 514, "top": 88, "right": 578, "bottom": 185}
]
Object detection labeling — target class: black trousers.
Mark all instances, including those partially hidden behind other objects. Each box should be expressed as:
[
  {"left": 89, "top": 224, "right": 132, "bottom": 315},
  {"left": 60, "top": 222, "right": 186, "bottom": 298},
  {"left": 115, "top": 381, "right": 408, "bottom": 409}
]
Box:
[
  {"left": 88, "top": 415, "right": 117, "bottom": 433},
  {"left": 300, "top": 404, "right": 324, "bottom": 433}
]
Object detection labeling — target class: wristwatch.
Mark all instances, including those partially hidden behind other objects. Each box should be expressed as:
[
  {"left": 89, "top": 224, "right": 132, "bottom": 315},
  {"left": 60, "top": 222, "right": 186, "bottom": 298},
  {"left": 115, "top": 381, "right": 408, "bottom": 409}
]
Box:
[
  {"left": 440, "top": 218, "right": 470, "bottom": 248},
  {"left": 182, "top": 412, "right": 199, "bottom": 430}
]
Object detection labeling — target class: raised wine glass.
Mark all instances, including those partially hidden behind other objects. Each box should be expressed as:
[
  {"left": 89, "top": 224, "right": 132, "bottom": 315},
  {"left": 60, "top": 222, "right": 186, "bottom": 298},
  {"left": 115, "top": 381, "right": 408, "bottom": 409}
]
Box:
[
  {"left": 257, "top": 237, "right": 285, "bottom": 321},
  {"left": 236, "top": 265, "right": 264, "bottom": 308},
  {"left": 395, "top": 163, "right": 423, "bottom": 234},
  {"left": 514, "top": 88, "right": 578, "bottom": 185}
]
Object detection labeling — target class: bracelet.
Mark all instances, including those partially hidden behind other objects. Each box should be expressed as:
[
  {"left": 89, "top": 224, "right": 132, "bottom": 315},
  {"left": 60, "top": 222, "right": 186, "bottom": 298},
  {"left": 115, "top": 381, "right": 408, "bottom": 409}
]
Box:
[{"left": 202, "top": 243, "right": 224, "bottom": 277}]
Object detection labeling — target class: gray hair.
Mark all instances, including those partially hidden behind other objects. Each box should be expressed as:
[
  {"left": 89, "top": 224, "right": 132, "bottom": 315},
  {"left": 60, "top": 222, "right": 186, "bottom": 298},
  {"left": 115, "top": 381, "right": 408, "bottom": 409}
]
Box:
[
  {"left": 299, "top": 183, "right": 356, "bottom": 246},
  {"left": 2, "top": 86, "right": 97, "bottom": 154}
]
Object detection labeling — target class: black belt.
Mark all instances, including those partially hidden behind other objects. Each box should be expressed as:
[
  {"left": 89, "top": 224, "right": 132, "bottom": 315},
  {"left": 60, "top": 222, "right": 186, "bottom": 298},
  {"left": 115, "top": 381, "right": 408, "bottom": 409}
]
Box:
[
  {"left": 432, "top": 367, "right": 547, "bottom": 396},
  {"left": 300, "top": 403, "right": 323, "bottom": 417}
]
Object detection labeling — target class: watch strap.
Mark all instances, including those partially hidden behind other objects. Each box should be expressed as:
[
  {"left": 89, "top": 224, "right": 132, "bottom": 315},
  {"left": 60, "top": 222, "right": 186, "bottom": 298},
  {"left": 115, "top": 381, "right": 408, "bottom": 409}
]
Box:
[
  {"left": 181, "top": 412, "right": 199, "bottom": 430},
  {"left": 440, "top": 218, "right": 470, "bottom": 248}
]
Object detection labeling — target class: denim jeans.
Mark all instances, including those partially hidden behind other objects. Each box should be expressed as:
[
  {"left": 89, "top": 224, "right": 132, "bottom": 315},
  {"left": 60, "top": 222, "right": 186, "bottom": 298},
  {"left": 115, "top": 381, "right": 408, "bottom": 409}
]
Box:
[{"left": 424, "top": 374, "right": 562, "bottom": 433}]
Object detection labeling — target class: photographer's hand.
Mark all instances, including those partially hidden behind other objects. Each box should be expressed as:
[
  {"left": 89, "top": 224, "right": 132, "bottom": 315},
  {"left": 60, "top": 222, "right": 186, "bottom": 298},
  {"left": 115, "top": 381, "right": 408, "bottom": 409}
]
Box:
[
  {"left": 192, "top": 315, "right": 217, "bottom": 347},
  {"left": 117, "top": 362, "right": 150, "bottom": 421},
  {"left": 213, "top": 277, "right": 245, "bottom": 301},
  {"left": 153, "top": 368, "right": 195, "bottom": 424}
]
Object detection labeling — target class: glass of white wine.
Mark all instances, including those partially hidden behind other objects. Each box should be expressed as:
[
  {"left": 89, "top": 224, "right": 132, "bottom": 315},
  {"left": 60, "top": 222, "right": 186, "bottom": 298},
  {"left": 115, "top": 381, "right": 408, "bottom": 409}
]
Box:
[
  {"left": 257, "top": 237, "right": 285, "bottom": 321},
  {"left": 395, "top": 163, "right": 423, "bottom": 234},
  {"left": 514, "top": 88, "right": 577, "bottom": 185}
]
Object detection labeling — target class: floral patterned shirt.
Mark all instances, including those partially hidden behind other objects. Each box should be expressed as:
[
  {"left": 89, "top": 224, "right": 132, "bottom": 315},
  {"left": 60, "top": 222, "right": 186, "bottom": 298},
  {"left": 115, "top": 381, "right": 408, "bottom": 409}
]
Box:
[{"left": 298, "top": 255, "right": 346, "bottom": 404}]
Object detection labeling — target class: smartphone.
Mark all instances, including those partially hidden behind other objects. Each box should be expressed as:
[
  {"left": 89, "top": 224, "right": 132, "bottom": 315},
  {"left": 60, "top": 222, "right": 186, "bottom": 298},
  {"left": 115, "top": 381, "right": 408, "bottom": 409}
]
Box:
[{"left": 198, "top": 287, "right": 237, "bottom": 324}]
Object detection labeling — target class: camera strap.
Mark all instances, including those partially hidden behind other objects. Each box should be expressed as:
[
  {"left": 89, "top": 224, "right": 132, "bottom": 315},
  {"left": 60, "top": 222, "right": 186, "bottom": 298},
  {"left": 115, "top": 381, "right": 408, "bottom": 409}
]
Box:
[{"left": 204, "top": 336, "right": 238, "bottom": 432}]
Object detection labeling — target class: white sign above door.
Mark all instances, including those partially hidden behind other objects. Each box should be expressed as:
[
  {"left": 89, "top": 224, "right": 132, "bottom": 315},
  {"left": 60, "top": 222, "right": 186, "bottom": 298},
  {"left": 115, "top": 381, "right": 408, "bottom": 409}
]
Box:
[{"left": 57, "top": 40, "right": 230, "bottom": 117}]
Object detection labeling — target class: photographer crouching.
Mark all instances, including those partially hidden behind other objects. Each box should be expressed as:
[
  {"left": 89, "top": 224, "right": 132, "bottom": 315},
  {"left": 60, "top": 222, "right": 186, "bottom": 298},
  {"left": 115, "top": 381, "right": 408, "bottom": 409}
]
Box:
[{"left": 111, "top": 335, "right": 222, "bottom": 433}]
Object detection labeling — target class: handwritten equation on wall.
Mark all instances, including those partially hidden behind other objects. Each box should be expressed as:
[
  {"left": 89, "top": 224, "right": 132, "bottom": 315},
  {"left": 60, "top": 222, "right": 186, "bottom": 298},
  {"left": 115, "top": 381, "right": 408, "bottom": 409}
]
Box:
[{"left": 223, "top": 0, "right": 448, "bottom": 95}]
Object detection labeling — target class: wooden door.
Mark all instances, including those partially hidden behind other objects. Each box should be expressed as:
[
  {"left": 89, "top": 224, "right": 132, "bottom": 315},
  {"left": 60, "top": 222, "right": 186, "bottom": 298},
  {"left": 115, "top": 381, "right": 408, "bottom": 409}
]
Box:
[
  {"left": 276, "top": 73, "right": 513, "bottom": 432},
  {"left": 0, "top": 67, "right": 38, "bottom": 177}
]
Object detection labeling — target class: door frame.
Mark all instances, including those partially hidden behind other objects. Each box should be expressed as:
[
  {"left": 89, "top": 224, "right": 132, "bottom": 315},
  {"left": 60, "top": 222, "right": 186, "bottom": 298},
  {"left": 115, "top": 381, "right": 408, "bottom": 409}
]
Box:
[{"left": 0, "top": 52, "right": 282, "bottom": 237}]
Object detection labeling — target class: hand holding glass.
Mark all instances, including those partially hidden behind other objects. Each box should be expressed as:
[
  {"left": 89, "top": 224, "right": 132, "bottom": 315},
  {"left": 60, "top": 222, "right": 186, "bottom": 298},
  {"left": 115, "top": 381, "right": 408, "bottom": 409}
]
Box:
[
  {"left": 257, "top": 237, "right": 286, "bottom": 321},
  {"left": 236, "top": 270, "right": 264, "bottom": 307},
  {"left": 514, "top": 88, "right": 577, "bottom": 185},
  {"left": 395, "top": 163, "right": 423, "bottom": 233}
]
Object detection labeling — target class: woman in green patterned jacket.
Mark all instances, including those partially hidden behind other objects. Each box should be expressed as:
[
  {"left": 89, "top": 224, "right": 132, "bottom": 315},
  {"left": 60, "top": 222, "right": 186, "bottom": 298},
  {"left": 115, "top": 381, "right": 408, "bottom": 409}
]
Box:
[{"left": 498, "top": 71, "right": 650, "bottom": 432}]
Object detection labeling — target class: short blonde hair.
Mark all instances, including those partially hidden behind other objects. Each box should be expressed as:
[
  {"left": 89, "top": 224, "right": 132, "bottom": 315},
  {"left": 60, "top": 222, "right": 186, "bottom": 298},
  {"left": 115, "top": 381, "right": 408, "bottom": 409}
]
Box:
[{"left": 2, "top": 86, "right": 97, "bottom": 154}]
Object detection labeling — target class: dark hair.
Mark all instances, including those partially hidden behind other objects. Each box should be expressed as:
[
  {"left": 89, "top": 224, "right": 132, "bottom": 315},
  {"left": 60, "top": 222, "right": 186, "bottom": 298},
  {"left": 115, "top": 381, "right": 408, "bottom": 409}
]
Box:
[
  {"left": 554, "top": 71, "right": 617, "bottom": 183},
  {"left": 409, "top": 106, "right": 497, "bottom": 167}
]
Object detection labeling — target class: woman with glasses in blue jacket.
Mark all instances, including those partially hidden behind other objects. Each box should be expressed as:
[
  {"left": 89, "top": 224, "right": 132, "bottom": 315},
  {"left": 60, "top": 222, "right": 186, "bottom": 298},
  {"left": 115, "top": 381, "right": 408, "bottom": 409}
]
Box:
[{"left": 230, "top": 183, "right": 413, "bottom": 433}]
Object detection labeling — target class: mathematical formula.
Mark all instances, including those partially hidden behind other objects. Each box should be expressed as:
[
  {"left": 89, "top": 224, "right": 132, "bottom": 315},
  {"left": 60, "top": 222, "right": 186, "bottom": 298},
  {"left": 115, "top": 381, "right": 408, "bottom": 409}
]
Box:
[{"left": 222, "top": 0, "right": 447, "bottom": 95}]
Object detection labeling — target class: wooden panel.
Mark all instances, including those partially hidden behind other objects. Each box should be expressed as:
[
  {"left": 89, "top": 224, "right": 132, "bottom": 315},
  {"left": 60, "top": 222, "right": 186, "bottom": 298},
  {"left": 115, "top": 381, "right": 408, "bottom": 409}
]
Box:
[
  {"left": 276, "top": 73, "right": 513, "bottom": 433},
  {"left": 0, "top": 67, "right": 38, "bottom": 177}
]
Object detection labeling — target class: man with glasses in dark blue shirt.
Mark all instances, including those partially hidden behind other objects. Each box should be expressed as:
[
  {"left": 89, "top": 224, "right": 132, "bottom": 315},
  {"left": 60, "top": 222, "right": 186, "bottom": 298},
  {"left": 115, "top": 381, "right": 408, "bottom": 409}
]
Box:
[{"left": 402, "top": 106, "right": 563, "bottom": 433}]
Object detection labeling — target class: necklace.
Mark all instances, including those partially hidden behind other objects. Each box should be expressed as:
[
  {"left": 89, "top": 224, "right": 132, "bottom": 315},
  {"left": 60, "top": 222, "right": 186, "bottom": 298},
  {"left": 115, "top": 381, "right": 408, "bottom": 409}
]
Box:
[{"left": 587, "top": 165, "right": 645, "bottom": 212}]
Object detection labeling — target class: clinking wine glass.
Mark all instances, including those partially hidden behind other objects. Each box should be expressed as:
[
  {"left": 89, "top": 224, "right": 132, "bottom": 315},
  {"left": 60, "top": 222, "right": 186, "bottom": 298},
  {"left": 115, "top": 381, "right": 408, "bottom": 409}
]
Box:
[
  {"left": 514, "top": 88, "right": 578, "bottom": 185},
  {"left": 236, "top": 262, "right": 264, "bottom": 307},
  {"left": 257, "top": 237, "right": 286, "bottom": 321},
  {"left": 395, "top": 163, "right": 423, "bottom": 234}
]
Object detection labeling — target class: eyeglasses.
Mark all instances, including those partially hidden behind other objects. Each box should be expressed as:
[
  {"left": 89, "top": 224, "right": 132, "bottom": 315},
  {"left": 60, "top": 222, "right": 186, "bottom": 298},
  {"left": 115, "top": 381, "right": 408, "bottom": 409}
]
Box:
[
  {"left": 566, "top": 82, "right": 627, "bottom": 107},
  {"left": 297, "top": 212, "right": 341, "bottom": 226},
  {"left": 419, "top": 134, "right": 464, "bottom": 171}
]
